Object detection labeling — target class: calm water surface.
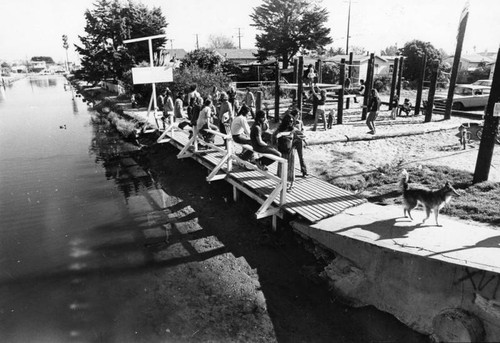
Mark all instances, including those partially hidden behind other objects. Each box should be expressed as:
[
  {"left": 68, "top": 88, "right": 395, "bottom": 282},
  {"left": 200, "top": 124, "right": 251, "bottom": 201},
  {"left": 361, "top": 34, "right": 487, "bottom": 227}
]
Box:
[{"left": 0, "top": 76, "right": 158, "bottom": 342}]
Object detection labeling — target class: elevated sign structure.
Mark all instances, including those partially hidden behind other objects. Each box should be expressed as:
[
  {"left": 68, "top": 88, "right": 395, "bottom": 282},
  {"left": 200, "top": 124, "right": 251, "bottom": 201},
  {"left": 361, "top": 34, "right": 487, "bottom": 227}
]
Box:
[{"left": 124, "top": 34, "right": 169, "bottom": 130}]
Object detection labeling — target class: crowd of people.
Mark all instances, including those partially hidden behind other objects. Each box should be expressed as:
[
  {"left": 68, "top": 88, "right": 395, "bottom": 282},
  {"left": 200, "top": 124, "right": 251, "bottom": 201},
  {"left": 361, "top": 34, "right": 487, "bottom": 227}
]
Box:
[
  {"left": 152, "top": 83, "right": 309, "bottom": 185},
  {"left": 148, "top": 74, "right": 384, "bottom": 182}
]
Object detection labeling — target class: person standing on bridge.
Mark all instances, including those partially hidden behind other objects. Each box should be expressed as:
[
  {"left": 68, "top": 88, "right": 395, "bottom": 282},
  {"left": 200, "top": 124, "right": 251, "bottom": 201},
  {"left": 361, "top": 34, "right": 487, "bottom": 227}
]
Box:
[
  {"left": 251, "top": 110, "right": 281, "bottom": 171},
  {"left": 163, "top": 88, "right": 174, "bottom": 125},
  {"left": 217, "top": 92, "right": 233, "bottom": 140},
  {"left": 243, "top": 88, "right": 255, "bottom": 119}
]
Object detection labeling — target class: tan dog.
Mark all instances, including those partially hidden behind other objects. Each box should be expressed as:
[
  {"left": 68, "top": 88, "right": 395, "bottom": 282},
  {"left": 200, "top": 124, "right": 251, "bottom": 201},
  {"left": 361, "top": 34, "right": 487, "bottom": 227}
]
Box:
[{"left": 400, "top": 170, "right": 459, "bottom": 226}]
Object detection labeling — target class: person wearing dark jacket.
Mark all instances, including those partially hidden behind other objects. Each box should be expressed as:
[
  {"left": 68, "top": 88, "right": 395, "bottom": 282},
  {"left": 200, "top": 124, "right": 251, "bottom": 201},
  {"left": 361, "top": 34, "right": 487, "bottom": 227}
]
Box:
[{"left": 366, "top": 89, "right": 381, "bottom": 134}]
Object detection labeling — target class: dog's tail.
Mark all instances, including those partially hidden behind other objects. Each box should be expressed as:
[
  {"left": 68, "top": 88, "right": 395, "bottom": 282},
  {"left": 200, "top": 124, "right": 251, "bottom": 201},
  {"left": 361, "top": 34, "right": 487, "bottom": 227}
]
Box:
[{"left": 400, "top": 169, "right": 409, "bottom": 192}]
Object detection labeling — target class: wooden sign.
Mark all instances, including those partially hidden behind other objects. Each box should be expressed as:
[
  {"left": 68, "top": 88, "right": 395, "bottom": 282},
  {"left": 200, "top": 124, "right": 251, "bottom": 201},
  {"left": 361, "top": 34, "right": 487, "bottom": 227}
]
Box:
[{"left": 131, "top": 66, "right": 173, "bottom": 84}]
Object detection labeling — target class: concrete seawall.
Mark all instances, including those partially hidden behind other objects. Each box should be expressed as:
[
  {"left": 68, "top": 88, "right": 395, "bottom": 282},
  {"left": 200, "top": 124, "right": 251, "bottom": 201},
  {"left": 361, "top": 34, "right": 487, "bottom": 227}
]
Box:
[{"left": 292, "top": 203, "right": 500, "bottom": 342}]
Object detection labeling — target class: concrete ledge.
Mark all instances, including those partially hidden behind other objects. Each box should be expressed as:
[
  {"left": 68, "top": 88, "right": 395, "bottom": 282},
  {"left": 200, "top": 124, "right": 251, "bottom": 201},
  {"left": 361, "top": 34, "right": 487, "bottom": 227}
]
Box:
[
  {"left": 307, "top": 125, "right": 461, "bottom": 145},
  {"left": 291, "top": 203, "right": 500, "bottom": 341}
]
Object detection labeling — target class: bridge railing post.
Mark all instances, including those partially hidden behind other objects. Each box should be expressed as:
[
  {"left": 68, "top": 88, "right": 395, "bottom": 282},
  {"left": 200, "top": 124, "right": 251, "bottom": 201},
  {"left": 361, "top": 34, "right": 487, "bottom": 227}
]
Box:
[{"left": 280, "top": 159, "right": 287, "bottom": 206}]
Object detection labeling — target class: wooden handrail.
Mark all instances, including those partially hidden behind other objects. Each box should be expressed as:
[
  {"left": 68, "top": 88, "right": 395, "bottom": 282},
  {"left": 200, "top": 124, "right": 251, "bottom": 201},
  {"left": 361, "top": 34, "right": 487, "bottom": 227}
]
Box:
[{"left": 176, "top": 126, "right": 289, "bottom": 218}]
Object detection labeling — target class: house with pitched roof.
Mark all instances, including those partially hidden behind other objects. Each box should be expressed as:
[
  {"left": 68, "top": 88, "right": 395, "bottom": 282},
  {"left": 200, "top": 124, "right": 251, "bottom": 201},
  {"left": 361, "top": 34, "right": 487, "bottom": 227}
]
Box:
[
  {"left": 214, "top": 49, "right": 259, "bottom": 65},
  {"left": 443, "top": 53, "right": 495, "bottom": 72},
  {"left": 325, "top": 54, "right": 394, "bottom": 83}
]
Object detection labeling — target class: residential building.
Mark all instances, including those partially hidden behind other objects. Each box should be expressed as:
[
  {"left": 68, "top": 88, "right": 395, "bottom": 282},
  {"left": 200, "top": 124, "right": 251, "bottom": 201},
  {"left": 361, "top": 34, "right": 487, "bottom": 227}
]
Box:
[
  {"left": 214, "top": 49, "right": 258, "bottom": 65},
  {"left": 443, "top": 53, "right": 495, "bottom": 72},
  {"left": 325, "top": 54, "right": 394, "bottom": 83}
]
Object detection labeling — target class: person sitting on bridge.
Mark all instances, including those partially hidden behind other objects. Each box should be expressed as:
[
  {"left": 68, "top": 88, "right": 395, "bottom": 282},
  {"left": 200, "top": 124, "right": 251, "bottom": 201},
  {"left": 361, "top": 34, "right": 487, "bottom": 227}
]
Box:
[
  {"left": 231, "top": 105, "right": 254, "bottom": 162},
  {"left": 196, "top": 98, "right": 219, "bottom": 144},
  {"left": 251, "top": 110, "right": 281, "bottom": 171}
]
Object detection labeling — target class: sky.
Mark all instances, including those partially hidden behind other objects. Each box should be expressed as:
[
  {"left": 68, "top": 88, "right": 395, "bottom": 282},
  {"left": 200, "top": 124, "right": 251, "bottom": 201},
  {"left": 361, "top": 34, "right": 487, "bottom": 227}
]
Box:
[{"left": 0, "top": 0, "right": 499, "bottom": 64}]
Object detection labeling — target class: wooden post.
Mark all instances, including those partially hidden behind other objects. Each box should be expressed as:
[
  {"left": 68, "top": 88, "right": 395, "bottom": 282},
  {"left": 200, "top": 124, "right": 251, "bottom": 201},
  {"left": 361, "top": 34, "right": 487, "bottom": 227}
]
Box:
[
  {"left": 297, "top": 56, "right": 304, "bottom": 116},
  {"left": 337, "top": 60, "right": 346, "bottom": 125},
  {"left": 425, "top": 60, "right": 439, "bottom": 123},
  {"left": 445, "top": 6, "right": 469, "bottom": 120},
  {"left": 346, "top": 52, "right": 353, "bottom": 110},
  {"left": 414, "top": 54, "right": 427, "bottom": 115},
  {"left": 233, "top": 186, "right": 240, "bottom": 202},
  {"left": 348, "top": 52, "right": 354, "bottom": 79},
  {"left": 396, "top": 56, "right": 404, "bottom": 100},
  {"left": 473, "top": 48, "right": 500, "bottom": 183},
  {"left": 256, "top": 91, "right": 262, "bottom": 112},
  {"left": 389, "top": 57, "right": 399, "bottom": 110},
  {"left": 362, "top": 53, "right": 374, "bottom": 120},
  {"left": 316, "top": 59, "right": 323, "bottom": 84},
  {"left": 274, "top": 62, "right": 280, "bottom": 123},
  {"left": 293, "top": 58, "right": 298, "bottom": 84}
]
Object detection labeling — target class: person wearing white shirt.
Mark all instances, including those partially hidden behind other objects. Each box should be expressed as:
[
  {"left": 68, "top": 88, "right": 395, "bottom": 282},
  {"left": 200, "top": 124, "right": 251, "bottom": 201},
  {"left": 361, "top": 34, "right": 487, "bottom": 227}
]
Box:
[{"left": 231, "top": 105, "right": 254, "bottom": 161}]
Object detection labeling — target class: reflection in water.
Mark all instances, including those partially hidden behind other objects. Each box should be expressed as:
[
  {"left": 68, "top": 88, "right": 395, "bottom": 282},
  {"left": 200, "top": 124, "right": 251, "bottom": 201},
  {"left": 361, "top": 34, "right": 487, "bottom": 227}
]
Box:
[
  {"left": 72, "top": 98, "right": 79, "bottom": 115},
  {"left": 88, "top": 111, "right": 154, "bottom": 200},
  {"left": 29, "top": 76, "right": 58, "bottom": 88}
]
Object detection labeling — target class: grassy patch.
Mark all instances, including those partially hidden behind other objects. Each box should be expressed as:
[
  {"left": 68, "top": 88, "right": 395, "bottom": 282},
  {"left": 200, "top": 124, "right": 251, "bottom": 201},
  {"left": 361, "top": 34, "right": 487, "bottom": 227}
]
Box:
[{"left": 331, "top": 164, "right": 500, "bottom": 225}]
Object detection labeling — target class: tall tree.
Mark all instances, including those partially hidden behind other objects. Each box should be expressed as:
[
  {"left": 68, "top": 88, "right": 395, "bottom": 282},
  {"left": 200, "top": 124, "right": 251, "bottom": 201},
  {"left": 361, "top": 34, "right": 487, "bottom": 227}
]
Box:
[
  {"left": 400, "top": 40, "right": 442, "bottom": 82},
  {"left": 250, "top": 0, "right": 332, "bottom": 68},
  {"left": 380, "top": 44, "right": 398, "bottom": 56},
  {"left": 349, "top": 45, "right": 366, "bottom": 55},
  {"left": 75, "top": 0, "right": 167, "bottom": 84},
  {"left": 208, "top": 35, "right": 237, "bottom": 49},
  {"left": 181, "top": 48, "right": 224, "bottom": 74}
]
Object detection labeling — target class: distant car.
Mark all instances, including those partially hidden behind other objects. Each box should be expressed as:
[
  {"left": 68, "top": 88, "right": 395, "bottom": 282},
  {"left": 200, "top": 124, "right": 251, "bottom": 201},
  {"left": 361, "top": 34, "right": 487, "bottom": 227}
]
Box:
[
  {"left": 450, "top": 84, "right": 491, "bottom": 110},
  {"left": 472, "top": 79, "right": 492, "bottom": 87}
]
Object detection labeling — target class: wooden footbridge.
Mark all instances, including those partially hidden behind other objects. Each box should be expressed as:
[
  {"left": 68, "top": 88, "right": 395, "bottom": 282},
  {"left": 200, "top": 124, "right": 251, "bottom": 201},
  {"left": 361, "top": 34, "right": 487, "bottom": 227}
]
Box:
[{"left": 156, "top": 124, "right": 366, "bottom": 229}]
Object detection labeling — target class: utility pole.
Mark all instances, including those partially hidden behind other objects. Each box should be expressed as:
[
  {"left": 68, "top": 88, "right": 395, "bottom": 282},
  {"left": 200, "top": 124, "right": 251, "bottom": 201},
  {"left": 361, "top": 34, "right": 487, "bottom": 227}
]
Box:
[
  {"left": 346, "top": 0, "right": 351, "bottom": 54},
  {"left": 195, "top": 34, "right": 199, "bottom": 49},
  {"left": 444, "top": 2, "right": 469, "bottom": 120},
  {"left": 473, "top": 48, "right": 500, "bottom": 183},
  {"left": 236, "top": 28, "right": 242, "bottom": 49},
  {"left": 62, "top": 34, "right": 69, "bottom": 73}
]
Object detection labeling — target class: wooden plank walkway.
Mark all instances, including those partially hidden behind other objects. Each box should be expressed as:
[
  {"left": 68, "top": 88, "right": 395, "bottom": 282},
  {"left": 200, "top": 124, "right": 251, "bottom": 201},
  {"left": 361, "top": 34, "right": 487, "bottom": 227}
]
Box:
[{"left": 163, "top": 128, "right": 366, "bottom": 224}]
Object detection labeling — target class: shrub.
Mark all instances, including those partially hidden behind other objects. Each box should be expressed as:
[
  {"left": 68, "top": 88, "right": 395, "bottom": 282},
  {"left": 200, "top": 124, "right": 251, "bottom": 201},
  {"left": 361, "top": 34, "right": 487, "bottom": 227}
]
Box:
[
  {"left": 171, "top": 65, "right": 231, "bottom": 98},
  {"left": 373, "top": 76, "right": 391, "bottom": 92}
]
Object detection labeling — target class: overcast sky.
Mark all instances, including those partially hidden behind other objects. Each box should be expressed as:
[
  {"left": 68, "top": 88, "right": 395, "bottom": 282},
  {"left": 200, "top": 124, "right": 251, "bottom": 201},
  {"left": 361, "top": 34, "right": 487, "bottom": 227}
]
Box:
[{"left": 0, "top": 0, "right": 499, "bottom": 64}]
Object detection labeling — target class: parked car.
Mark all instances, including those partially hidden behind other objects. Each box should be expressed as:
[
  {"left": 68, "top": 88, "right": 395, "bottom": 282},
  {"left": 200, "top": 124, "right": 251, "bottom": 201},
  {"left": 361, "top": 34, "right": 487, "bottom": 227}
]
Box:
[
  {"left": 450, "top": 84, "right": 491, "bottom": 110},
  {"left": 472, "top": 79, "right": 492, "bottom": 87}
]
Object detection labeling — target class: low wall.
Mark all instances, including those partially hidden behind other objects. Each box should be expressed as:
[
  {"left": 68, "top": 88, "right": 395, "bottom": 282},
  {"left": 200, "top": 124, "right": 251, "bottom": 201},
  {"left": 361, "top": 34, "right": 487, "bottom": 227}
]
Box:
[{"left": 291, "top": 206, "right": 500, "bottom": 342}]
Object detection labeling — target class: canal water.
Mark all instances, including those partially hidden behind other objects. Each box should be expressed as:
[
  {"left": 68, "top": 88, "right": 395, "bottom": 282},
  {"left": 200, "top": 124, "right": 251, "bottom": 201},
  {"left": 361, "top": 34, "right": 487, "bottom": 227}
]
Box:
[
  {"left": 0, "top": 76, "right": 162, "bottom": 342},
  {"left": 0, "top": 76, "right": 427, "bottom": 343}
]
